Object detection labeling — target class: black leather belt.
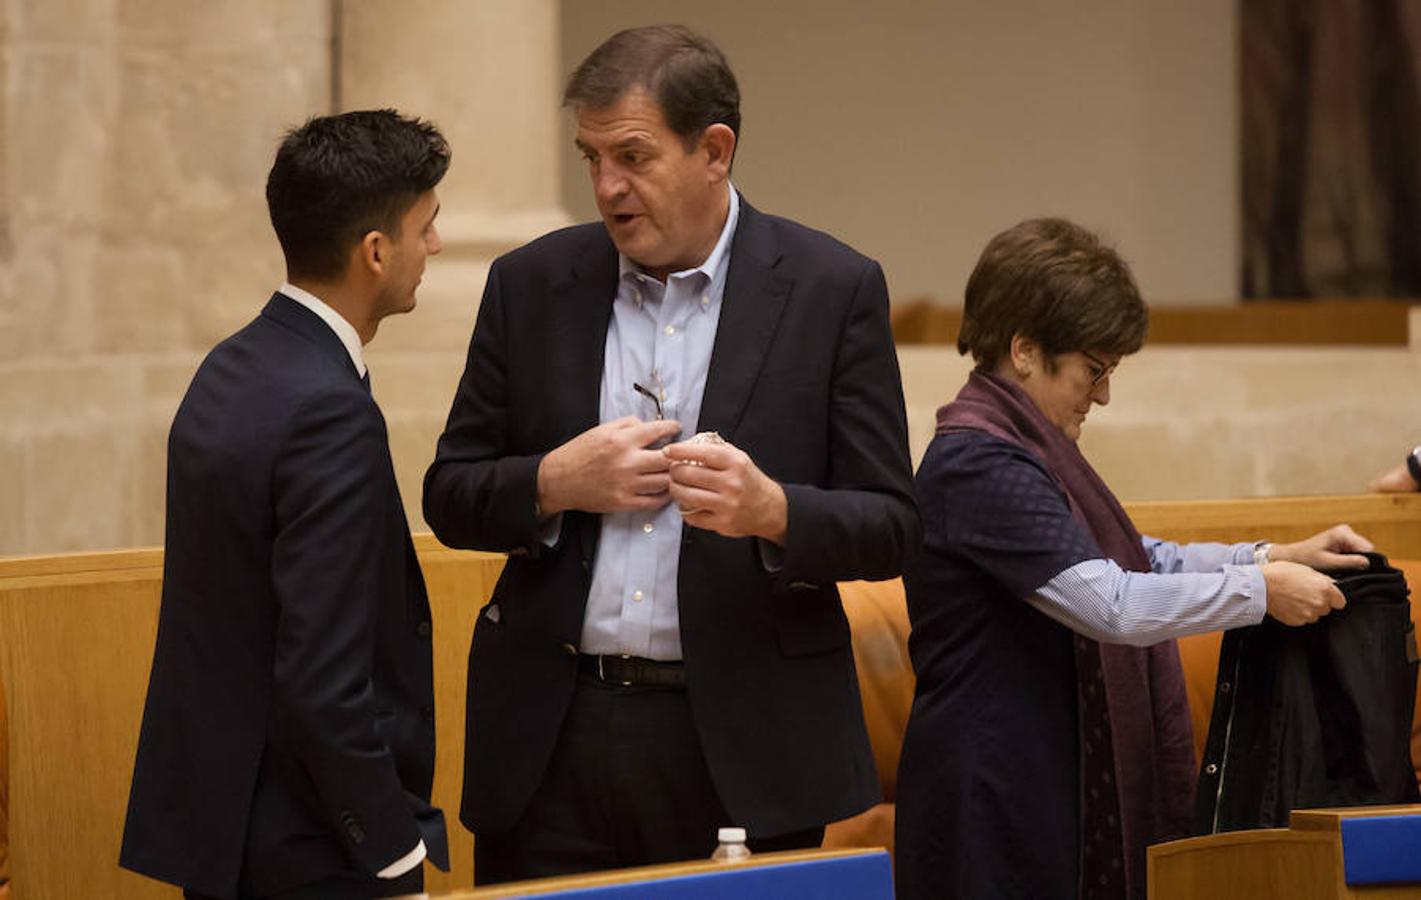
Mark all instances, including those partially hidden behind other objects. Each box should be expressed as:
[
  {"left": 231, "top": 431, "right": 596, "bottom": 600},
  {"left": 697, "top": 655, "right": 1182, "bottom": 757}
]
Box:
[{"left": 578, "top": 653, "right": 686, "bottom": 689}]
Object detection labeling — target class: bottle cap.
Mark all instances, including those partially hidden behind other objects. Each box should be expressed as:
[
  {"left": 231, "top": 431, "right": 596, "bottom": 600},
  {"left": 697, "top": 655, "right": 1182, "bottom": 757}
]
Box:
[{"left": 718, "top": 826, "right": 747, "bottom": 843}]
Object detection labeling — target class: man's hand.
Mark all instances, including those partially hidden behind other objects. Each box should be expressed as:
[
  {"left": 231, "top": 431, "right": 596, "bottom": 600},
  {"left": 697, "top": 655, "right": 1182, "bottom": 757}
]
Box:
[
  {"left": 1270, "top": 524, "right": 1373, "bottom": 572},
  {"left": 536, "top": 417, "right": 683, "bottom": 516},
  {"left": 1262, "top": 560, "right": 1347, "bottom": 626},
  {"left": 1369, "top": 462, "right": 1418, "bottom": 493},
  {"left": 664, "top": 439, "right": 787, "bottom": 543}
]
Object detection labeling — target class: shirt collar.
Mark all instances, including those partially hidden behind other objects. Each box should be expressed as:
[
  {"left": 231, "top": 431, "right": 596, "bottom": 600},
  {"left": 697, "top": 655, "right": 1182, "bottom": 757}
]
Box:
[
  {"left": 617, "top": 183, "right": 740, "bottom": 303},
  {"left": 279, "top": 282, "right": 367, "bottom": 378}
]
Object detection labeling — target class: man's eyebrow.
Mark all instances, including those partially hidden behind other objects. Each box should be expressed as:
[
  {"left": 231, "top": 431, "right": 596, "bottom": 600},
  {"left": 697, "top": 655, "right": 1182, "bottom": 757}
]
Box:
[
  {"left": 575, "top": 133, "right": 657, "bottom": 154},
  {"left": 614, "top": 133, "right": 656, "bottom": 149}
]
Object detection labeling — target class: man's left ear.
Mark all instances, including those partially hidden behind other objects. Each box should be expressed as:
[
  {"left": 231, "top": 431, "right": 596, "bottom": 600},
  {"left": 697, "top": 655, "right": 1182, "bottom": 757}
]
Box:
[
  {"left": 702, "top": 123, "right": 735, "bottom": 180},
  {"left": 358, "top": 230, "right": 387, "bottom": 277}
]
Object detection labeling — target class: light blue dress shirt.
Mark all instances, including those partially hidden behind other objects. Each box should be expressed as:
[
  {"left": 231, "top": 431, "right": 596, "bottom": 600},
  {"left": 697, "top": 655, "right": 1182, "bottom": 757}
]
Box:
[
  {"left": 579, "top": 186, "right": 741, "bottom": 660},
  {"left": 1029, "top": 537, "right": 1269, "bottom": 646}
]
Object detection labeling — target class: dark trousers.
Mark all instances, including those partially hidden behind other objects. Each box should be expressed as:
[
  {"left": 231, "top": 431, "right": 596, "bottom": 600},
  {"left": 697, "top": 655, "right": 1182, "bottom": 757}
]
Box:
[
  {"left": 473, "top": 675, "right": 824, "bottom": 886},
  {"left": 183, "top": 865, "right": 421, "bottom": 900}
]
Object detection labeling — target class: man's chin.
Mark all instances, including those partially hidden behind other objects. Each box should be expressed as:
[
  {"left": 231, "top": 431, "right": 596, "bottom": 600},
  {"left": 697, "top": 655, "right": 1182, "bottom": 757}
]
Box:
[
  {"left": 610, "top": 242, "right": 673, "bottom": 275},
  {"left": 383, "top": 295, "right": 418, "bottom": 319}
]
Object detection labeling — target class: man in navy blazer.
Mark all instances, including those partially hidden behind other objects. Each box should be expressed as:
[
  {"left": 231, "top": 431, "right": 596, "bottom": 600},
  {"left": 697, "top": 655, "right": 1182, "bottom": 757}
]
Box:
[
  {"left": 121, "top": 110, "right": 451, "bottom": 899},
  {"left": 424, "top": 26, "right": 919, "bottom": 883}
]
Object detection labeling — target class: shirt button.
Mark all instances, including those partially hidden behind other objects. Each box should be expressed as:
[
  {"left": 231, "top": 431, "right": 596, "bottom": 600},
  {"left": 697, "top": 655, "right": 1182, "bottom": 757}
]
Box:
[
  {"left": 416, "top": 620, "right": 432, "bottom": 638},
  {"left": 664, "top": 325, "right": 676, "bottom": 336},
  {"left": 1205, "top": 763, "right": 1218, "bottom": 775},
  {"left": 632, "top": 590, "right": 644, "bottom": 603},
  {"left": 1219, "top": 681, "right": 1231, "bottom": 694},
  {"left": 643, "top": 522, "right": 654, "bottom": 534},
  {"left": 700, "top": 295, "right": 709, "bottom": 308}
]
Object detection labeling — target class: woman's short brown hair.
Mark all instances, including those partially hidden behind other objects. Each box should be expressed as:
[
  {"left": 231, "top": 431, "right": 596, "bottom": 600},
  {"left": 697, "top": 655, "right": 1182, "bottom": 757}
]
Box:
[{"left": 957, "top": 218, "right": 1148, "bottom": 370}]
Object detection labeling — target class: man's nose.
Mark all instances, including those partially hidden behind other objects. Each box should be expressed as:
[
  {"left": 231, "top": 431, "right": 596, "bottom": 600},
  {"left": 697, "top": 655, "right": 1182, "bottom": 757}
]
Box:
[
  {"left": 594, "top": 164, "right": 628, "bottom": 203},
  {"left": 427, "top": 226, "right": 443, "bottom": 256}
]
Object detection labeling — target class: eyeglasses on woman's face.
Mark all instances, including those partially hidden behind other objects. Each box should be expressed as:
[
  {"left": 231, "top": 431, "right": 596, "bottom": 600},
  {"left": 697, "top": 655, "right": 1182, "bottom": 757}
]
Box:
[{"left": 1080, "top": 351, "right": 1119, "bottom": 388}]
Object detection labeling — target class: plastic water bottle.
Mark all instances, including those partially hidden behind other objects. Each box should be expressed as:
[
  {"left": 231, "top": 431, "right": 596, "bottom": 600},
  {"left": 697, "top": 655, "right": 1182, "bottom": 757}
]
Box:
[{"left": 710, "top": 826, "right": 752, "bottom": 862}]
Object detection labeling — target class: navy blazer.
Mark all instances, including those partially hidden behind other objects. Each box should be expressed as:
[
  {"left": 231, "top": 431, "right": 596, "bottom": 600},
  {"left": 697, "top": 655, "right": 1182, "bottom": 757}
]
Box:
[
  {"left": 424, "top": 198, "right": 920, "bottom": 837},
  {"left": 121, "top": 294, "right": 447, "bottom": 897}
]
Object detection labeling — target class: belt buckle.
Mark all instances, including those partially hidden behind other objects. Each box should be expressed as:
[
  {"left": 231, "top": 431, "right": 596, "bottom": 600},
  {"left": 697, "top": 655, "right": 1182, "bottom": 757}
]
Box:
[{"left": 598, "top": 653, "right": 635, "bottom": 687}]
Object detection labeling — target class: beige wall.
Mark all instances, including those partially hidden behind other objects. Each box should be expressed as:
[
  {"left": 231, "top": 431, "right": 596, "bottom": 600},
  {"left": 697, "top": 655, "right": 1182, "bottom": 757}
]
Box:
[
  {"left": 900, "top": 313, "right": 1421, "bottom": 500},
  {"left": 3, "top": 1, "right": 1412, "bottom": 559},
  {"left": 338, "top": 0, "right": 570, "bottom": 541},
  {"left": 0, "top": 0, "right": 565, "bottom": 557},
  {"left": 0, "top": 0, "right": 331, "bottom": 556},
  {"left": 560, "top": 0, "right": 1238, "bottom": 305}
]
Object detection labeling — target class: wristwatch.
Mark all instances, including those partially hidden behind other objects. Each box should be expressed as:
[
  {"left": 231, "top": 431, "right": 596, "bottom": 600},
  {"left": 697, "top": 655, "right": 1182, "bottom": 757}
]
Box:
[
  {"left": 1408, "top": 445, "right": 1421, "bottom": 490},
  {"left": 1253, "top": 542, "right": 1272, "bottom": 567}
]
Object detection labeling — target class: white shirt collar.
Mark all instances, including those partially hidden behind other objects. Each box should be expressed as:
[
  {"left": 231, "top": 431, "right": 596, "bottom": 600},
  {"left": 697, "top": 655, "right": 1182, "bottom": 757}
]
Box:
[{"left": 279, "top": 282, "right": 367, "bottom": 378}]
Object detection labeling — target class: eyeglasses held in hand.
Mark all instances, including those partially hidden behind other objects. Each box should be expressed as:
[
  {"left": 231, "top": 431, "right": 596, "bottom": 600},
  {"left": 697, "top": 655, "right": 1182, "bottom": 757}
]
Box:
[{"left": 633, "top": 375, "right": 665, "bottom": 420}]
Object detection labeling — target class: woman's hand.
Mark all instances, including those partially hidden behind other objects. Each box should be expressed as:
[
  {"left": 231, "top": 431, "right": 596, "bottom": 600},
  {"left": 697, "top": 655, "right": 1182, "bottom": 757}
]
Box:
[
  {"left": 1269, "top": 524, "right": 1373, "bottom": 572},
  {"left": 1262, "top": 561, "right": 1347, "bottom": 626}
]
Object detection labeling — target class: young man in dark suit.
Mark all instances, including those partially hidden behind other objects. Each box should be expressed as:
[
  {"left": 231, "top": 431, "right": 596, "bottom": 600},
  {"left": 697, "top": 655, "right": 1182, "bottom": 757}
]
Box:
[
  {"left": 121, "top": 109, "right": 451, "bottom": 900},
  {"left": 424, "top": 25, "right": 919, "bottom": 884}
]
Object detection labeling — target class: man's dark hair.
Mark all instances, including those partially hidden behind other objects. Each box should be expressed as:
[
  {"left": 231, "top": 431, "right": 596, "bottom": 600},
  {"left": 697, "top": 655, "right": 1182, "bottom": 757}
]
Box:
[
  {"left": 957, "top": 218, "right": 1148, "bottom": 371},
  {"left": 266, "top": 109, "right": 450, "bottom": 281},
  {"left": 563, "top": 25, "right": 741, "bottom": 152}
]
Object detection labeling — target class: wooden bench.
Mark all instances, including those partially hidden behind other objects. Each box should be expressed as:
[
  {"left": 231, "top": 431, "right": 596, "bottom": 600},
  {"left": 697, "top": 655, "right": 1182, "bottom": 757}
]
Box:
[{"left": 2, "top": 493, "right": 1419, "bottom": 897}]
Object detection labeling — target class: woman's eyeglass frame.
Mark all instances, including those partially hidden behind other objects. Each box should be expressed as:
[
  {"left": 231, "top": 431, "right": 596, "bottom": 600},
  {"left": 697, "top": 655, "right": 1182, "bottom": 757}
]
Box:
[{"left": 1080, "top": 351, "right": 1118, "bottom": 388}]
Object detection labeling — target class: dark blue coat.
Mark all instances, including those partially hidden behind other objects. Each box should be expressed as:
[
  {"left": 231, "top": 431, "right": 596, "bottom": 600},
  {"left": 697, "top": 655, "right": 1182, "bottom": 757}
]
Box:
[
  {"left": 121, "top": 294, "right": 447, "bottom": 897},
  {"left": 424, "top": 198, "right": 920, "bottom": 838}
]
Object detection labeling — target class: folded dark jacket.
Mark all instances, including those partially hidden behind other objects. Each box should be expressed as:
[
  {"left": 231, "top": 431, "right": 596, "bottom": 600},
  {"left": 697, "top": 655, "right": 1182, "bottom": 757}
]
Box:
[{"left": 1195, "top": 552, "right": 1420, "bottom": 834}]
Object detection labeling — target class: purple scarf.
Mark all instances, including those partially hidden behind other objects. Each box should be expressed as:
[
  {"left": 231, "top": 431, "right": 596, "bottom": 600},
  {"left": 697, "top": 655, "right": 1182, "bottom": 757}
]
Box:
[{"left": 937, "top": 371, "right": 1196, "bottom": 899}]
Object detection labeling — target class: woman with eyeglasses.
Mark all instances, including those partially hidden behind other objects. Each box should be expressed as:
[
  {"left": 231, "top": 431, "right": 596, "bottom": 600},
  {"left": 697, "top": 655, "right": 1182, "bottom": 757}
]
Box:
[{"left": 893, "top": 218, "right": 1373, "bottom": 900}]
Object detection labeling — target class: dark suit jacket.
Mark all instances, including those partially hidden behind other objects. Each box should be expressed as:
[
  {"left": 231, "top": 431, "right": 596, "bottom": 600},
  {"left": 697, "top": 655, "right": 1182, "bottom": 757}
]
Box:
[
  {"left": 424, "top": 198, "right": 920, "bottom": 837},
  {"left": 121, "top": 294, "right": 448, "bottom": 898}
]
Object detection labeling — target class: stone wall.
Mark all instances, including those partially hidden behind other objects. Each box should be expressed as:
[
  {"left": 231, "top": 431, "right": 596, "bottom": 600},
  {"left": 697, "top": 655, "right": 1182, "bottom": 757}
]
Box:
[
  {"left": 338, "top": 0, "right": 569, "bottom": 543},
  {"left": 899, "top": 310, "right": 1421, "bottom": 501},
  {"left": 2, "top": 2, "right": 1414, "bottom": 557},
  {"left": 0, "top": 1, "right": 567, "bottom": 556},
  {"left": 1, "top": 1, "right": 331, "bottom": 555}
]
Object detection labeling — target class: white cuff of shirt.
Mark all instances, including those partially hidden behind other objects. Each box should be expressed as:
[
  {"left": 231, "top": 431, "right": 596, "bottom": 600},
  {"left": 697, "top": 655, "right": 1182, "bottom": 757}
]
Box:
[
  {"left": 538, "top": 512, "right": 564, "bottom": 548},
  {"left": 377, "top": 840, "right": 426, "bottom": 879},
  {"left": 755, "top": 537, "right": 785, "bottom": 574},
  {"left": 1237, "top": 561, "right": 1270, "bottom": 623}
]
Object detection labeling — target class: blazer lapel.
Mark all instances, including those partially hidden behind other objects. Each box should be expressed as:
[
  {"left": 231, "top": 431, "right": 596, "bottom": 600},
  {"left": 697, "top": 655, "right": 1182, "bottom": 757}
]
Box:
[
  {"left": 699, "top": 199, "right": 791, "bottom": 440},
  {"left": 548, "top": 232, "right": 618, "bottom": 439},
  {"left": 547, "top": 231, "right": 618, "bottom": 566}
]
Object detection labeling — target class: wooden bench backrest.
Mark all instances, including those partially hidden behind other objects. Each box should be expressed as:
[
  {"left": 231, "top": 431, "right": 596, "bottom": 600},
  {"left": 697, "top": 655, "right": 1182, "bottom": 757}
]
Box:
[
  {"left": 1, "top": 494, "right": 1419, "bottom": 896},
  {"left": 0, "top": 539, "right": 502, "bottom": 897}
]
